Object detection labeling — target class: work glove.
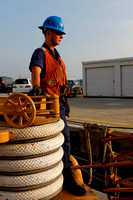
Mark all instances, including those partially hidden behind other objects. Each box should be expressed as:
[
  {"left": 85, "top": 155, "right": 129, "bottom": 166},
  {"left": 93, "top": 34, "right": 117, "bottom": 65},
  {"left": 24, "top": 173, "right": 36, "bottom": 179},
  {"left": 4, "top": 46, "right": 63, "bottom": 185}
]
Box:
[
  {"left": 28, "top": 85, "right": 45, "bottom": 96},
  {"left": 60, "top": 84, "right": 67, "bottom": 96},
  {"left": 65, "top": 96, "right": 70, "bottom": 117}
]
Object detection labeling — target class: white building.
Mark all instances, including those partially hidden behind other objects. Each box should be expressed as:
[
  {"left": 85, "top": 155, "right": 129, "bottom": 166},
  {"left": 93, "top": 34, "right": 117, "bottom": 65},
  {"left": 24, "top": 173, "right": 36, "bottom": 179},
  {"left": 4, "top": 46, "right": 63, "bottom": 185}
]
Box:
[{"left": 82, "top": 57, "right": 133, "bottom": 97}]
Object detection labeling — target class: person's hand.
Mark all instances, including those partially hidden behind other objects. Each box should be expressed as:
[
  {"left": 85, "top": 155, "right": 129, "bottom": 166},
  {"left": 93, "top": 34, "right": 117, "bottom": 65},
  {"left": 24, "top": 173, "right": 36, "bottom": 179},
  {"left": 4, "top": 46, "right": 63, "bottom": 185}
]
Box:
[
  {"left": 65, "top": 102, "right": 70, "bottom": 117},
  {"left": 60, "top": 84, "right": 67, "bottom": 96},
  {"left": 65, "top": 97, "right": 70, "bottom": 117},
  {"left": 28, "top": 85, "right": 45, "bottom": 96}
]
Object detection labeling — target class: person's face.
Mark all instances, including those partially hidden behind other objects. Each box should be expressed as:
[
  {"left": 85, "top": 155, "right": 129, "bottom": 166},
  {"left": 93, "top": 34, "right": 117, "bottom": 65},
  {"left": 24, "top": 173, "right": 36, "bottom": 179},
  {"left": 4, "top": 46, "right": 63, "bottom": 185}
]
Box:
[{"left": 50, "top": 30, "right": 64, "bottom": 46}]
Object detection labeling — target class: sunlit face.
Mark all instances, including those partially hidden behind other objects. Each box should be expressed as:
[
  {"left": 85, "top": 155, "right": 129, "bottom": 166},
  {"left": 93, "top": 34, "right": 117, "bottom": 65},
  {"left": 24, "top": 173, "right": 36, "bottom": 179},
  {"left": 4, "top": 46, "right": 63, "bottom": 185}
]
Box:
[{"left": 50, "top": 30, "right": 64, "bottom": 46}]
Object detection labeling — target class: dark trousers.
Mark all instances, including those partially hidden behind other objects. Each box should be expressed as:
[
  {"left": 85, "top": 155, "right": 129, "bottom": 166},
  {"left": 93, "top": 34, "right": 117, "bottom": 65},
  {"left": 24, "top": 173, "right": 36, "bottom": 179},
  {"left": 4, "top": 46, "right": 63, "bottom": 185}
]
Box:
[{"left": 60, "top": 100, "right": 72, "bottom": 168}]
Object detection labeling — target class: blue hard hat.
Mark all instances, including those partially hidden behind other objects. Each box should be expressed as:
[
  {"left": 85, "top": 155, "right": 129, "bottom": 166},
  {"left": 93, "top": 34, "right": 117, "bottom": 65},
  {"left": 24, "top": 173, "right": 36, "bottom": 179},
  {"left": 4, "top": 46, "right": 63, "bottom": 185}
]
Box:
[{"left": 38, "top": 16, "right": 65, "bottom": 34}]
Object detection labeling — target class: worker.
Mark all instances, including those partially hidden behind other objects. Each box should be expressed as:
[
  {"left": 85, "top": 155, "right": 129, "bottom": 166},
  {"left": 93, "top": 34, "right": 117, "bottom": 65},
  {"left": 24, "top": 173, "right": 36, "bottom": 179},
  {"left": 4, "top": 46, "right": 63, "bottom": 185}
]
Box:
[{"left": 28, "top": 16, "right": 86, "bottom": 196}]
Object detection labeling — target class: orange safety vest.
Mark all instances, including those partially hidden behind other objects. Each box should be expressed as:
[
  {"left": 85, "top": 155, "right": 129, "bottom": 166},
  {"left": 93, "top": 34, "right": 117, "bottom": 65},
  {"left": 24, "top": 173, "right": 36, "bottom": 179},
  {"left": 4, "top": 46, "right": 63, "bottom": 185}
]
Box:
[{"left": 40, "top": 47, "right": 68, "bottom": 96}]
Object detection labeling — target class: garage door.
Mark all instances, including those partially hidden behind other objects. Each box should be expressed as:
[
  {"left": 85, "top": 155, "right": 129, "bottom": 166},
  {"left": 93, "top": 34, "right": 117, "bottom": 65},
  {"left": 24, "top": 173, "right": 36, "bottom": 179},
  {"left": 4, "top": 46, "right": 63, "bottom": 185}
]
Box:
[
  {"left": 86, "top": 67, "right": 114, "bottom": 96},
  {"left": 121, "top": 65, "right": 133, "bottom": 96}
]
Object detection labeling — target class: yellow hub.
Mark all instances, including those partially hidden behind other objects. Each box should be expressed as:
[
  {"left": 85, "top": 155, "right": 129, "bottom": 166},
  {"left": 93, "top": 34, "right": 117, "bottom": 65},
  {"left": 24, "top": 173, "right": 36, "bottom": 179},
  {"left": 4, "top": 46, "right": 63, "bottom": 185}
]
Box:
[{"left": 16, "top": 106, "right": 24, "bottom": 114}]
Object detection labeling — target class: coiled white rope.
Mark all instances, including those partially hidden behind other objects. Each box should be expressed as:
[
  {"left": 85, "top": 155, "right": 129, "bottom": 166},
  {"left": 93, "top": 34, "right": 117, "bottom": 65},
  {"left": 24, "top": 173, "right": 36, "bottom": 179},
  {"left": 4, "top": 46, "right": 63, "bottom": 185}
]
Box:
[
  {"left": 0, "top": 119, "right": 65, "bottom": 199},
  {"left": 0, "top": 174, "right": 63, "bottom": 200},
  {"left": 0, "top": 119, "right": 64, "bottom": 141},
  {"left": 0, "top": 132, "right": 64, "bottom": 157}
]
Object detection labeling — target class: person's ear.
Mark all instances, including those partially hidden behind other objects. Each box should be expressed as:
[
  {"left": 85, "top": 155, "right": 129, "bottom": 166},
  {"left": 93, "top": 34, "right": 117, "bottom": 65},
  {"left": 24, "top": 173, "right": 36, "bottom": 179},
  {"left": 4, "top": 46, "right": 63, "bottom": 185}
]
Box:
[{"left": 49, "top": 30, "right": 52, "bottom": 36}]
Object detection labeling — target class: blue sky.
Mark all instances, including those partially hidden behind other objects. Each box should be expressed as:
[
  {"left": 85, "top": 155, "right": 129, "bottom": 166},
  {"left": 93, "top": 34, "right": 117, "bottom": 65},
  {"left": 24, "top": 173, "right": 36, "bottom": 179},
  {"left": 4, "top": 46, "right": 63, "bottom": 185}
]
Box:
[{"left": 1, "top": 0, "right": 133, "bottom": 80}]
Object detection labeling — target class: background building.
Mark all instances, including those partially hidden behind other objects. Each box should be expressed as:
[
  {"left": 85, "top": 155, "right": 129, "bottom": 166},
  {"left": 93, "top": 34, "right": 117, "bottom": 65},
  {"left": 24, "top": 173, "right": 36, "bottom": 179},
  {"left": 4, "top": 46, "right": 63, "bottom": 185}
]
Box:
[{"left": 82, "top": 57, "right": 133, "bottom": 97}]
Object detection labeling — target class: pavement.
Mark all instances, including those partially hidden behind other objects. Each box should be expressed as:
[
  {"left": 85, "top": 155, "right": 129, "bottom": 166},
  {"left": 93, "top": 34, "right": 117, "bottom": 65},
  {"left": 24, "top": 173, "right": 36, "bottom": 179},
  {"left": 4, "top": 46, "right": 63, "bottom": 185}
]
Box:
[{"left": 67, "top": 96, "right": 133, "bottom": 133}]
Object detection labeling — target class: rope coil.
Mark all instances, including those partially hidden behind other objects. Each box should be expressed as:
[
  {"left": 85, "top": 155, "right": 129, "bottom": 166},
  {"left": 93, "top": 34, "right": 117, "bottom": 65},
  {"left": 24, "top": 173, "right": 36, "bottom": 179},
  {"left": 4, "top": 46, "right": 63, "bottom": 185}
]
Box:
[{"left": 0, "top": 119, "right": 64, "bottom": 199}]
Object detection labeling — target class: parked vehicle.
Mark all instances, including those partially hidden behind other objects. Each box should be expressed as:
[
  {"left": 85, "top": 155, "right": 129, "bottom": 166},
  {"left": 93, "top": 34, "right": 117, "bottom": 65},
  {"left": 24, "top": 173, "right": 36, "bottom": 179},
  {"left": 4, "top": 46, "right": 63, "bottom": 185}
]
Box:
[
  {"left": 67, "top": 79, "right": 83, "bottom": 97},
  {"left": 0, "top": 76, "right": 14, "bottom": 93},
  {"left": 77, "top": 79, "right": 83, "bottom": 86},
  {"left": 13, "top": 78, "right": 32, "bottom": 93}
]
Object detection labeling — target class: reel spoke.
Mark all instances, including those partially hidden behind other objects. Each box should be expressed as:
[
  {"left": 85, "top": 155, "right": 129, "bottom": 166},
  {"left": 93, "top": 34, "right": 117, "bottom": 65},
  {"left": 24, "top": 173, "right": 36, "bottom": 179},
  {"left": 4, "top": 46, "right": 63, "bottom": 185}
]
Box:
[{"left": 3, "top": 93, "right": 36, "bottom": 128}]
